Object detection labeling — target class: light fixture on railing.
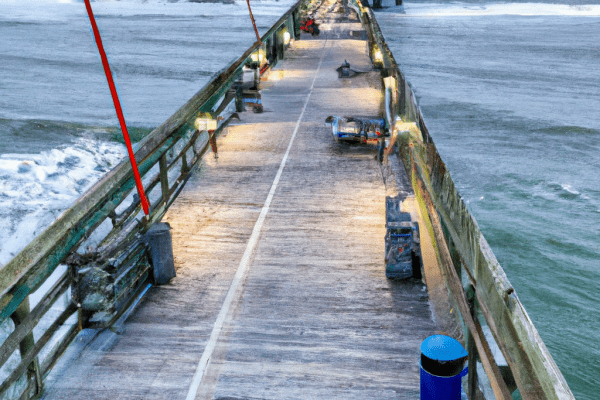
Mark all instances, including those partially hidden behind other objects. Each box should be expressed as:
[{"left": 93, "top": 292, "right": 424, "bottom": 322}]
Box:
[
  {"left": 283, "top": 30, "right": 291, "bottom": 45},
  {"left": 383, "top": 75, "right": 396, "bottom": 90},
  {"left": 374, "top": 49, "right": 383, "bottom": 64},
  {"left": 195, "top": 114, "right": 217, "bottom": 131},
  {"left": 251, "top": 49, "right": 265, "bottom": 64}
]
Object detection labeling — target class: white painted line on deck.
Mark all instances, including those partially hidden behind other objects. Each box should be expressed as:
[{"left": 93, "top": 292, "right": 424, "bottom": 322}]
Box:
[{"left": 185, "top": 41, "right": 329, "bottom": 400}]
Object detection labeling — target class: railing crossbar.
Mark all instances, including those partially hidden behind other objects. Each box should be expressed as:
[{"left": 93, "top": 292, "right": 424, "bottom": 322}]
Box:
[
  {"left": 350, "top": 0, "right": 575, "bottom": 398},
  {"left": 0, "top": 272, "right": 71, "bottom": 371},
  {"left": 0, "top": 3, "right": 320, "bottom": 399},
  {"left": 0, "top": 304, "right": 77, "bottom": 396}
]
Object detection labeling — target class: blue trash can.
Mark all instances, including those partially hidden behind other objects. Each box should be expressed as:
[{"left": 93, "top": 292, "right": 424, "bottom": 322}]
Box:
[{"left": 420, "top": 335, "right": 468, "bottom": 400}]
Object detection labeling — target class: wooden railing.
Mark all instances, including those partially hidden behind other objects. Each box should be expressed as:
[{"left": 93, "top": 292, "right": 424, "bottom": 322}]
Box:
[
  {"left": 350, "top": 2, "right": 575, "bottom": 399},
  {"left": 0, "top": 2, "right": 305, "bottom": 398}
]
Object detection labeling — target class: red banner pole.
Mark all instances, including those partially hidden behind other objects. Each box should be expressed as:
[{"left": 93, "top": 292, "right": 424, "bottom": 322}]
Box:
[
  {"left": 246, "top": 0, "right": 262, "bottom": 45},
  {"left": 84, "top": 0, "right": 150, "bottom": 215}
]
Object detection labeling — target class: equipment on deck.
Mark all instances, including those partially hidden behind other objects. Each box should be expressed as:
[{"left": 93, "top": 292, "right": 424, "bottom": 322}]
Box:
[
  {"left": 335, "top": 60, "right": 368, "bottom": 79},
  {"left": 146, "top": 223, "right": 176, "bottom": 285},
  {"left": 242, "top": 89, "right": 263, "bottom": 113},
  {"left": 385, "top": 196, "right": 422, "bottom": 279},
  {"left": 300, "top": 18, "right": 320, "bottom": 36},
  {"left": 325, "top": 115, "right": 387, "bottom": 144}
]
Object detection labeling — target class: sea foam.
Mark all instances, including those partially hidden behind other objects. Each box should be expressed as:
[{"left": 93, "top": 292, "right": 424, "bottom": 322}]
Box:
[
  {"left": 0, "top": 138, "right": 125, "bottom": 266},
  {"left": 393, "top": 2, "right": 600, "bottom": 17}
]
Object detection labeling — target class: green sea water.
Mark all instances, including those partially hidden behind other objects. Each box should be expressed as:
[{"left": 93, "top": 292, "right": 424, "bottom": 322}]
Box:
[{"left": 377, "top": 4, "right": 600, "bottom": 398}]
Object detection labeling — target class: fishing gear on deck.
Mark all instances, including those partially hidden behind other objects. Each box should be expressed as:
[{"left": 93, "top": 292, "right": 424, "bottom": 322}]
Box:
[
  {"left": 300, "top": 18, "right": 320, "bottom": 36},
  {"left": 325, "top": 115, "right": 387, "bottom": 144},
  {"left": 245, "top": 0, "right": 262, "bottom": 45}
]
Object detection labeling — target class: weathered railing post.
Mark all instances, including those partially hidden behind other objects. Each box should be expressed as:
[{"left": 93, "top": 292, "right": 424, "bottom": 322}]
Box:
[
  {"left": 234, "top": 83, "right": 244, "bottom": 112},
  {"left": 277, "top": 29, "right": 285, "bottom": 61},
  {"left": 292, "top": 11, "right": 301, "bottom": 38},
  {"left": 466, "top": 284, "right": 479, "bottom": 399},
  {"left": 181, "top": 151, "right": 189, "bottom": 175},
  {"left": 159, "top": 155, "right": 169, "bottom": 207},
  {"left": 9, "top": 298, "right": 43, "bottom": 396},
  {"left": 253, "top": 64, "right": 260, "bottom": 90}
]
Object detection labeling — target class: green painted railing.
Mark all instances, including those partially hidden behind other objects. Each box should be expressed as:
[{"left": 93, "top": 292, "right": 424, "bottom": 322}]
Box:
[
  {"left": 0, "top": 2, "right": 305, "bottom": 398},
  {"left": 1, "top": 1, "right": 575, "bottom": 399},
  {"left": 350, "top": 2, "right": 575, "bottom": 399}
]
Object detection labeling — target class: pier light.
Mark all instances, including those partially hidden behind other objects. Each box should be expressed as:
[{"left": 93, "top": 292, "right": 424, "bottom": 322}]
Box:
[
  {"left": 283, "top": 30, "right": 291, "bottom": 45},
  {"left": 251, "top": 49, "right": 266, "bottom": 64},
  {"left": 374, "top": 49, "right": 383, "bottom": 64},
  {"left": 395, "top": 120, "right": 420, "bottom": 141},
  {"left": 194, "top": 115, "right": 217, "bottom": 131},
  {"left": 383, "top": 75, "right": 396, "bottom": 90}
]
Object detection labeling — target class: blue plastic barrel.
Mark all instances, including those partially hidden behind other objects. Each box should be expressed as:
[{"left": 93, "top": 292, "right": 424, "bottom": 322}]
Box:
[{"left": 420, "top": 335, "right": 468, "bottom": 400}]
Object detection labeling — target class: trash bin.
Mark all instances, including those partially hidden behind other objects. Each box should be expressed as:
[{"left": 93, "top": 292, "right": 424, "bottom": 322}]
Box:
[
  {"left": 420, "top": 334, "right": 468, "bottom": 400},
  {"left": 146, "top": 222, "right": 176, "bottom": 285}
]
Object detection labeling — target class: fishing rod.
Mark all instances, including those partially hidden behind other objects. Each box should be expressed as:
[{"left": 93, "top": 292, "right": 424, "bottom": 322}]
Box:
[{"left": 83, "top": 0, "right": 150, "bottom": 216}]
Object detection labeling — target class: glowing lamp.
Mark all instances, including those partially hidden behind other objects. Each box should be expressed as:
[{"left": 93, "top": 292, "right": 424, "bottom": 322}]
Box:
[
  {"left": 374, "top": 50, "right": 383, "bottom": 63},
  {"left": 195, "top": 117, "right": 217, "bottom": 131},
  {"left": 383, "top": 75, "right": 396, "bottom": 90},
  {"left": 283, "top": 30, "right": 291, "bottom": 45}
]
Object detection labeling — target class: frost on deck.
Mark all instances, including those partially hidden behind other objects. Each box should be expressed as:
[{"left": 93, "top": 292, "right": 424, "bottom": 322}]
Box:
[{"left": 41, "top": 6, "right": 439, "bottom": 400}]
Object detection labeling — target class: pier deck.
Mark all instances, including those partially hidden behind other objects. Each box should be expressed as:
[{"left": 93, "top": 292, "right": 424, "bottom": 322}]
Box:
[{"left": 41, "top": 13, "right": 439, "bottom": 400}]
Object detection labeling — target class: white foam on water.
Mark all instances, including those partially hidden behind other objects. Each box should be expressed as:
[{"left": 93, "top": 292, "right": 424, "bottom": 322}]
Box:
[
  {"left": 0, "top": 0, "right": 297, "bottom": 267},
  {"left": 0, "top": 139, "right": 126, "bottom": 266},
  {"left": 561, "top": 183, "right": 580, "bottom": 195},
  {"left": 0, "top": 0, "right": 294, "bottom": 22},
  {"left": 395, "top": 2, "right": 600, "bottom": 17}
]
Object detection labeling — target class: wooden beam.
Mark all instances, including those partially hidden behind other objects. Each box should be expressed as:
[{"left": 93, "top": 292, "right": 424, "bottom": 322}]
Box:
[
  {"left": 355, "top": 0, "right": 575, "bottom": 395},
  {"left": 0, "top": 0, "right": 307, "bottom": 325},
  {"left": 41, "top": 322, "right": 79, "bottom": 379},
  {"left": 413, "top": 162, "right": 513, "bottom": 400},
  {"left": 417, "top": 146, "right": 573, "bottom": 400}
]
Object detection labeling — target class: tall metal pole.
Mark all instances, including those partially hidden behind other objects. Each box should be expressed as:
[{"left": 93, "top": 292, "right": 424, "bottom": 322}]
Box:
[
  {"left": 84, "top": 0, "right": 150, "bottom": 216},
  {"left": 246, "top": 0, "right": 262, "bottom": 45}
]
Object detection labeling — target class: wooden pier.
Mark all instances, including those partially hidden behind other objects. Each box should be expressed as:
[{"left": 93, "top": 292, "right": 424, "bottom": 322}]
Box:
[
  {"left": 1, "top": 0, "right": 574, "bottom": 398},
  {"left": 40, "top": 8, "right": 439, "bottom": 400}
]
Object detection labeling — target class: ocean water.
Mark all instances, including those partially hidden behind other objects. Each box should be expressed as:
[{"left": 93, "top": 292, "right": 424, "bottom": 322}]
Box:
[
  {"left": 0, "top": 0, "right": 296, "bottom": 265},
  {"left": 0, "top": 0, "right": 598, "bottom": 398},
  {"left": 0, "top": 1, "right": 296, "bottom": 395},
  {"left": 376, "top": 2, "right": 600, "bottom": 398}
]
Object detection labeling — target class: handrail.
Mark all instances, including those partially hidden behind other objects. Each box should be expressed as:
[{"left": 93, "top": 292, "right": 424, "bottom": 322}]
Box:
[
  {"left": 351, "top": 2, "right": 575, "bottom": 399},
  {"left": 1, "top": 2, "right": 575, "bottom": 399},
  {"left": 0, "top": 2, "right": 306, "bottom": 398}
]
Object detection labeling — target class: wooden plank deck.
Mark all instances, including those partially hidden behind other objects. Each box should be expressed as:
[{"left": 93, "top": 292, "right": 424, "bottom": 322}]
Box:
[{"left": 42, "top": 10, "right": 439, "bottom": 400}]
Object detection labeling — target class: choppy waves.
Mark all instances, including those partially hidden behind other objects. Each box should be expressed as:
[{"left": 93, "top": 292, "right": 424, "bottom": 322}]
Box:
[
  {"left": 0, "top": 139, "right": 125, "bottom": 266},
  {"left": 382, "top": 2, "right": 600, "bottom": 16}
]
